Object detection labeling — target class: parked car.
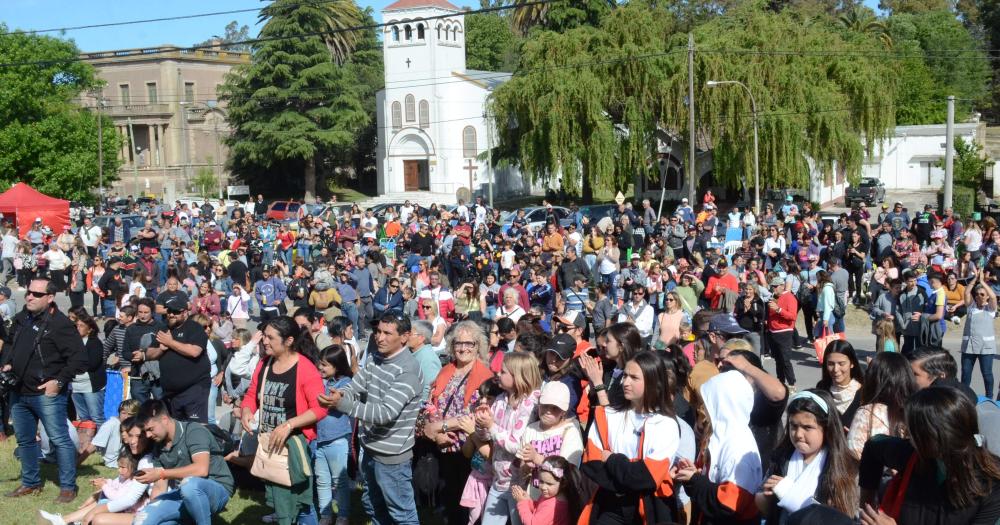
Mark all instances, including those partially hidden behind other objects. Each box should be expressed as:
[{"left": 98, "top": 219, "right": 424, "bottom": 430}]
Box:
[
  {"left": 845, "top": 177, "right": 886, "bottom": 206},
  {"left": 577, "top": 204, "right": 616, "bottom": 225},
  {"left": 92, "top": 214, "right": 146, "bottom": 240},
  {"left": 501, "top": 206, "right": 573, "bottom": 234},
  {"left": 265, "top": 201, "right": 306, "bottom": 221}
]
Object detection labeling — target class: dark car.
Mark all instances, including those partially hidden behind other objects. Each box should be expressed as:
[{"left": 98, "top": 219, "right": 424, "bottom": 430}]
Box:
[
  {"left": 845, "top": 177, "right": 886, "bottom": 206},
  {"left": 578, "top": 204, "right": 616, "bottom": 225}
]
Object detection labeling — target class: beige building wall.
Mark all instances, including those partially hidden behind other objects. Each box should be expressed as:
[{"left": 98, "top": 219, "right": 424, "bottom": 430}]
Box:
[{"left": 79, "top": 45, "right": 248, "bottom": 198}]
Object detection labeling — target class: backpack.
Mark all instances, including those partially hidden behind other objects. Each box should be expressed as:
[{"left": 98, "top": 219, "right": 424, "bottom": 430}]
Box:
[
  {"left": 412, "top": 451, "right": 440, "bottom": 507},
  {"left": 833, "top": 290, "right": 847, "bottom": 318},
  {"left": 204, "top": 422, "right": 238, "bottom": 457}
]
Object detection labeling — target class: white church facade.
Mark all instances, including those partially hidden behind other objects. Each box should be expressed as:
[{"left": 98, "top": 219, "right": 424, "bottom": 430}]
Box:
[{"left": 375, "top": 0, "right": 531, "bottom": 204}]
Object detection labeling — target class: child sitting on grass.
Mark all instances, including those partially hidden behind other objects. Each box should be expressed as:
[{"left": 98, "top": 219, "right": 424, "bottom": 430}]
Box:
[{"left": 39, "top": 450, "right": 152, "bottom": 525}]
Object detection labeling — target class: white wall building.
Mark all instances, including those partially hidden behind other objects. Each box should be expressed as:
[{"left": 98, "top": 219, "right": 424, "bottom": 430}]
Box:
[
  {"left": 862, "top": 123, "right": 980, "bottom": 190},
  {"left": 374, "top": 0, "right": 529, "bottom": 205}
]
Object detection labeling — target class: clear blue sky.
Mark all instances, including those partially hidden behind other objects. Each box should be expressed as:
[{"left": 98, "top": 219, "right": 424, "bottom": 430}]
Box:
[
  {"left": 3, "top": 0, "right": 883, "bottom": 52},
  {"left": 1, "top": 0, "right": 384, "bottom": 52}
]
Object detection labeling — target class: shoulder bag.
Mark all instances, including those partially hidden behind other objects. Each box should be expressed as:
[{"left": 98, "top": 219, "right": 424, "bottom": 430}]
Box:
[{"left": 250, "top": 361, "right": 293, "bottom": 486}]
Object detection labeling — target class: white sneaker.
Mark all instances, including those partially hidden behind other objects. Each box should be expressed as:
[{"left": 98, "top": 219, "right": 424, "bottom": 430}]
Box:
[
  {"left": 38, "top": 511, "right": 66, "bottom": 525},
  {"left": 951, "top": 316, "right": 961, "bottom": 325},
  {"left": 262, "top": 514, "right": 278, "bottom": 524}
]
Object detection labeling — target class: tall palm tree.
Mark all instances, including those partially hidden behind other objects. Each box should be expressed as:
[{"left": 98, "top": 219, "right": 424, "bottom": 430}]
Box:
[
  {"left": 510, "top": 0, "right": 550, "bottom": 35},
  {"left": 317, "top": 0, "right": 367, "bottom": 64},
  {"left": 839, "top": 7, "right": 893, "bottom": 49}
]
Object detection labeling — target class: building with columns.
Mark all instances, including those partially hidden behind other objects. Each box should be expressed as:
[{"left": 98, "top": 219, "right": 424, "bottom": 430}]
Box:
[
  {"left": 79, "top": 45, "right": 247, "bottom": 198},
  {"left": 374, "top": 0, "right": 532, "bottom": 205}
]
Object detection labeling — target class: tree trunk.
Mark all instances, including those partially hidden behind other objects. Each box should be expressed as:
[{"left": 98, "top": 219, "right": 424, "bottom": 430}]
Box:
[
  {"left": 304, "top": 155, "right": 317, "bottom": 204},
  {"left": 581, "top": 164, "right": 594, "bottom": 204}
]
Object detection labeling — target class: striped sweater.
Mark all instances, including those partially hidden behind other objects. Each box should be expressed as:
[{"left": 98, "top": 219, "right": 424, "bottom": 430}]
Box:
[{"left": 338, "top": 346, "right": 423, "bottom": 464}]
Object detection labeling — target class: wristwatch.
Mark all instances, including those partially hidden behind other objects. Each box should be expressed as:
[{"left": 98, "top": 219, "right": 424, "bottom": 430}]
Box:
[
  {"left": 55, "top": 380, "right": 64, "bottom": 390},
  {"left": 442, "top": 421, "right": 450, "bottom": 433}
]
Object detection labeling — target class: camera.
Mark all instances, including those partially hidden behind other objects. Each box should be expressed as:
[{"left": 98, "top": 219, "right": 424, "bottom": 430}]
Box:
[{"left": 0, "top": 370, "right": 19, "bottom": 396}]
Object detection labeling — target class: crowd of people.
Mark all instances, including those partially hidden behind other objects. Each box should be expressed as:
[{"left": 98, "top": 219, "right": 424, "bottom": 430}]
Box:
[{"left": 0, "top": 190, "right": 998, "bottom": 525}]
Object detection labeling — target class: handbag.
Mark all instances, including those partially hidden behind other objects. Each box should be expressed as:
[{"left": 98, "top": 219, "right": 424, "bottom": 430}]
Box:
[
  {"left": 250, "top": 362, "right": 292, "bottom": 486},
  {"left": 813, "top": 328, "right": 845, "bottom": 363}
]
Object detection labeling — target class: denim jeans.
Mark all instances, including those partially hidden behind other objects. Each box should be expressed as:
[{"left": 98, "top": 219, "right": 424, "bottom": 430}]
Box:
[
  {"left": 360, "top": 455, "right": 419, "bottom": 525},
  {"left": 315, "top": 438, "right": 352, "bottom": 519},
  {"left": 102, "top": 298, "right": 117, "bottom": 319},
  {"left": 71, "top": 390, "right": 106, "bottom": 427},
  {"left": 601, "top": 271, "right": 619, "bottom": 305},
  {"left": 130, "top": 377, "right": 163, "bottom": 403},
  {"left": 342, "top": 302, "right": 360, "bottom": 341},
  {"left": 962, "top": 353, "right": 995, "bottom": 398},
  {"left": 207, "top": 383, "right": 218, "bottom": 426},
  {"left": 297, "top": 242, "right": 312, "bottom": 264},
  {"left": 280, "top": 247, "right": 293, "bottom": 267},
  {"left": 10, "top": 391, "right": 77, "bottom": 490},
  {"left": 134, "top": 477, "right": 230, "bottom": 525},
  {"left": 480, "top": 486, "right": 521, "bottom": 525}
]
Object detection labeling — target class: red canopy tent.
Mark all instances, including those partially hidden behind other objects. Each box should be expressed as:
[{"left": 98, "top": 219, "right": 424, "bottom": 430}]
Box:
[{"left": 0, "top": 183, "right": 71, "bottom": 237}]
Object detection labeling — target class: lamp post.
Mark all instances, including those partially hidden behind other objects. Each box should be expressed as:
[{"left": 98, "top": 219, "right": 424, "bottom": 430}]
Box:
[{"left": 706, "top": 80, "right": 760, "bottom": 215}]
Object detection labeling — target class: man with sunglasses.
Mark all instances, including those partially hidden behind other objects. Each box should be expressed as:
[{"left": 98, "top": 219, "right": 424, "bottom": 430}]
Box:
[
  {"left": 617, "top": 284, "right": 654, "bottom": 343},
  {"left": 373, "top": 278, "right": 404, "bottom": 316},
  {"left": 142, "top": 295, "right": 211, "bottom": 423},
  {"left": 1, "top": 278, "right": 87, "bottom": 503}
]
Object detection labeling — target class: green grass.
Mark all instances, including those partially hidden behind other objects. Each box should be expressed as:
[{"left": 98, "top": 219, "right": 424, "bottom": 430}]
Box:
[
  {"left": 329, "top": 186, "right": 373, "bottom": 204},
  {"left": 0, "top": 438, "right": 444, "bottom": 524}
]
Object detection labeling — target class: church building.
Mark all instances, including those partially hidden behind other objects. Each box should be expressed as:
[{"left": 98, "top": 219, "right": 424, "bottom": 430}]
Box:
[{"left": 375, "top": 0, "right": 530, "bottom": 204}]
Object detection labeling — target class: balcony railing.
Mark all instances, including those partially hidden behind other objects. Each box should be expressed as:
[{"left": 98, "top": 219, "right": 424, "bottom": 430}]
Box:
[{"left": 104, "top": 103, "right": 173, "bottom": 116}]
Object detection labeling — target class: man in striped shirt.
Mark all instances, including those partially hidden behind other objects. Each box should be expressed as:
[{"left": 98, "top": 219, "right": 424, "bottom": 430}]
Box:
[{"left": 320, "top": 312, "right": 422, "bottom": 525}]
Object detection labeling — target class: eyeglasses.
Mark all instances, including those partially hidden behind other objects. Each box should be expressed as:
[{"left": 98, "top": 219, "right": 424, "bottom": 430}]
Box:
[
  {"left": 557, "top": 324, "right": 574, "bottom": 332},
  {"left": 422, "top": 305, "right": 433, "bottom": 309},
  {"left": 166, "top": 309, "right": 185, "bottom": 316},
  {"left": 26, "top": 290, "right": 49, "bottom": 298},
  {"left": 665, "top": 297, "right": 676, "bottom": 302},
  {"left": 452, "top": 341, "right": 476, "bottom": 349}
]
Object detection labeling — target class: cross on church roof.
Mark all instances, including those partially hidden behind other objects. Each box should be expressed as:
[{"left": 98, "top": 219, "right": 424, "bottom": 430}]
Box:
[{"left": 406, "top": 58, "right": 411, "bottom": 68}]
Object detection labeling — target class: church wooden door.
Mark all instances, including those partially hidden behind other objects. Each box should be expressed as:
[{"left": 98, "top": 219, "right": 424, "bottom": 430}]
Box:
[{"left": 404, "top": 160, "right": 420, "bottom": 191}]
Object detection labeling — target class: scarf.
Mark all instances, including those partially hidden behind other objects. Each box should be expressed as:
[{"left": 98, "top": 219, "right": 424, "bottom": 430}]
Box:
[
  {"left": 774, "top": 448, "right": 827, "bottom": 515},
  {"left": 830, "top": 380, "right": 861, "bottom": 415}
]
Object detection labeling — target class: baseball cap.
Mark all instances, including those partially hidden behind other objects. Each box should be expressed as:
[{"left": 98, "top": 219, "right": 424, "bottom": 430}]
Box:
[
  {"left": 555, "top": 310, "right": 586, "bottom": 330},
  {"left": 208, "top": 221, "right": 217, "bottom": 226},
  {"left": 34, "top": 217, "right": 42, "bottom": 223},
  {"left": 894, "top": 201, "right": 903, "bottom": 206},
  {"left": 924, "top": 204, "right": 934, "bottom": 210},
  {"left": 631, "top": 253, "right": 640, "bottom": 260},
  {"left": 785, "top": 195, "right": 793, "bottom": 202},
  {"left": 539, "top": 381, "right": 570, "bottom": 412},
  {"left": 544, "top": 334, "right": 577, "bottom": 361},
  {"left": 708, "top": 313, "right": 749, "bottom": 335},
  {"left": 769, "top": 276, "right": 785, "bottom": 288},
  {"left": 164, "top": 294, "right": 189, "bottom": 313},
  {"left": 881, "top": 203, "right": 888, "bottom": 209},
  {"left": 681, "top": 197, "right": 688, "bottom": 203}
]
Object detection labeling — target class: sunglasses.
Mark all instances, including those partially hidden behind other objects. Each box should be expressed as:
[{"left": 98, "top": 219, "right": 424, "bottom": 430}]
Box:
[
  {"left": 26, "top": 290, "right": 49, "bottom": 298},
  {"left": 166, "top": 309, "right": 185, "bottom": 316}
]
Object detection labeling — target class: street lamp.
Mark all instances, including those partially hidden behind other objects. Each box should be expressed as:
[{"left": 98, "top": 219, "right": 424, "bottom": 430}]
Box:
[{"left": 706, "top": 80, "right": 760, "bottom": 215}]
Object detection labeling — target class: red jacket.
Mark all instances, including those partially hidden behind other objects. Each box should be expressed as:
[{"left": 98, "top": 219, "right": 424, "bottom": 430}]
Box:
[
  {"left": 241, "top": 353, "right": 327, "bottom": 442},
  {"left": 705, "top": 272, "right": 739, "bottom": 309},
  {"left": 767, "top": 291, "right": 798, "bottom": 332}
]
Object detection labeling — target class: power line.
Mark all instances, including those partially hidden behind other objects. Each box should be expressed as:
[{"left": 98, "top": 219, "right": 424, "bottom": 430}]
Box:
[
  {"left": 0, "top": 1, "right": 556, "bottom": 69},
  {"left": 3, "top": 0, "right": 360, "bottom": 35}
]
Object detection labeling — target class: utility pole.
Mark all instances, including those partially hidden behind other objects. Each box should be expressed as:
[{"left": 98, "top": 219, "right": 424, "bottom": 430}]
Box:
[
  {"left": 178, "top": 69, "right": 191, "bottom": 191},
  {"left": 94, "top": 93, "right": 105, "bottom": 199},
  {"left": 127, "top": 117, "right": 139, "bottom": 197},
  {"left": 485, "top": 109, "right": 494, "bottom": 208},
  {"left": 944, "top": 95, "right": 955, "bottom": 210},
  {"left": 214, "top": 116, "right": 223, "bottom": 199},
  {"left": 687, "top": 33, "right": 697, "bottom": 205}
]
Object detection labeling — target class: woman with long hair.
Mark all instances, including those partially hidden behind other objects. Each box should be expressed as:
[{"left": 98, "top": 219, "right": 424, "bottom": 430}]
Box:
[
  {"left": 327, "top": 315, "right": 360, "bottom": 372},
  {"left": 815, "top": 340, "right": 865, "bottom": 428},
  {"left": 756, "top": 390, "right": 858, "bottom": 523},
  {"left": 859, "top": 387, "right": 1000, "bottom": 524},
  {"left": 734, "top": 283, "right": 766, "bottom": 355},
  {"left": 846, "top": 352, "right": 916, "bottom": 460},
  {"left": 241, "top": 316, "right": 325, "bottom": 525},
  {"left": 86, "top": 254, "right": 106, "bottom": 318},
  {"left": 960, "top": 268, "right": 998, "bottom": 398},
  {"left": 70, "top": 311, "right": 107, "bottom": 452},
  {"left": 580, "top": 351, "right": 681, "bottom": 525},
  {"left": 658, "top": 291, "right": 688, "bottom": 347},
  {"left": 814, "top": 270, "right": 837, "bottom": 337},
  {"left": 578, "top": 323, "right": 644, "bottom": 423},
  {"left": 191, "top": 280, "right": 221, "bottom": 321},
  {"left": 419, "top": 321, "right": 494, "bottom": 525}
]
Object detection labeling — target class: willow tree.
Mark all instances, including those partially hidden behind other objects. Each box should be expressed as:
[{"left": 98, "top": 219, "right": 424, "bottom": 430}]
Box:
[
  {"left": 663, "top": 3, "right": 898, "bottom": 190},
  {"left": 490, "top": 4, "right": 678, "bottom": 201}
]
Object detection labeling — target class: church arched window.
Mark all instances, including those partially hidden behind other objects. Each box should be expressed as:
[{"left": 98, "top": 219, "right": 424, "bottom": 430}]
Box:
[
  {"left": 404, "top": 25, "right": 412, "bottom": 40},
  {"left": 417, "top": 24, "right": 425, "bottom": 40},
  {"left": 436, "top": 25, "right": 442, "bottom": 40},
  {"left": 391, "top": 26, "right": 399, "bottom": 42},
  {"left": 462, "top": 126, "right": 477, "bottom": 158},
  {"left": 451, "top": 28, "right": 458, "bottom": 41},
  {"left": 391, "top": 102, "right": 402, "bottom": 130},
  {"left": 419, "top": 100, "right": 429, "bottom": 128},
  {"left": 405, "top": 95, "right": 416, "bottom": 122}
]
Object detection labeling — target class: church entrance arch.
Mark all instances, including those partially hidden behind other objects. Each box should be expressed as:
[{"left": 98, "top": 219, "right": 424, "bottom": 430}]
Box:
[{"left": 403, "top": 159, "right": 430, "bottom": 191}]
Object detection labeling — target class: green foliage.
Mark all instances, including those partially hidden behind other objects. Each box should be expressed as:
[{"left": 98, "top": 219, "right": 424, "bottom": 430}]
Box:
[
  {"left": 192, "top": 163, "right": 218, "bottom": 200},
  {"left": 887, "top": 10, "right": 990, "bottom": 118},
  {"left": 0, "top": 25, "right": 121, "bottom": 202},
  {"left": 936, "top": 136, "right": 994, "bottom": 187},
  {"left": 492, "top": 2, "right": 899, "bottom": 198},
  {"left": 219, "top": 0, "right": 372, "bottom": 200},
  {"left": 879, "top": 0, "right": 951, "bottom": 14},
  {"left": 938, "top": 185, "right": 976, "bottom": 218},
  {"left": 195, "top": 20, "right": 252, "bottom": 52},
  {"left": 466, "top": 13, "right": 521, "bottom": 72}
]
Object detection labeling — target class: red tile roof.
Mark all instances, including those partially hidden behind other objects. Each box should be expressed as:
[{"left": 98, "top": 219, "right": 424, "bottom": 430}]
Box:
[{"left": 384, "top": 0, "right": 460, "bottom": 11}]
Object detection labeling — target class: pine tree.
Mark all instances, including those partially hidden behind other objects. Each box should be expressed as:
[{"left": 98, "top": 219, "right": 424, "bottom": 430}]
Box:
[{"left": 220, "top": 0, "right": 370, "bottom": 201}]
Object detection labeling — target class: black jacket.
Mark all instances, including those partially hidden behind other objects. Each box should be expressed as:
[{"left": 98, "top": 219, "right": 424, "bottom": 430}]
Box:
[
  {"left": 80, "top": 335, "right": 108, "bottom": 392},
  {"left": 1, "top": 305, "right": 87, "bottom": 395}
]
